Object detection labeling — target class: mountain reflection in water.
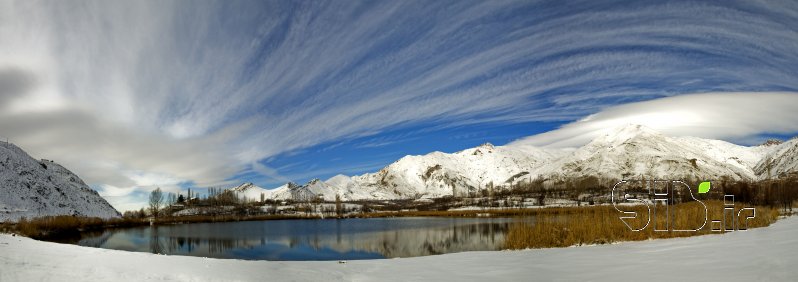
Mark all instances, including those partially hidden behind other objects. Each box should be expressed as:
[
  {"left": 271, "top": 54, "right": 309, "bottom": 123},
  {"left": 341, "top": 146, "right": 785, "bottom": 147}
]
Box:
[{"left": 68, "top": 217, "right": 529, "bottom": 261}]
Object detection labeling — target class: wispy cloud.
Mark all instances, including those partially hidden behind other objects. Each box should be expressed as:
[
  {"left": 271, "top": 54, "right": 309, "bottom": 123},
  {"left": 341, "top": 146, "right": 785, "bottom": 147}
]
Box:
[{"left": 1, "top": 1, "right": 798, "bottom": 210}]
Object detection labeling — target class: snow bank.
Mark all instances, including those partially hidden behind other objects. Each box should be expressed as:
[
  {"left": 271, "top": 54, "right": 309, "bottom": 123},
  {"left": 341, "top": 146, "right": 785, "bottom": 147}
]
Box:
[{"left": 1, "top": 216, "right": 797, "bottom": 281}]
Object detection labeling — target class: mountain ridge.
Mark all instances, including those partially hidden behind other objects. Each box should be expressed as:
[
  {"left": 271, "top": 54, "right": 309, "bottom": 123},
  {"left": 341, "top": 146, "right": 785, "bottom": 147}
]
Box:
[
  {"left": 232, "top": 124, "right": 798, "bottom": 202},
  {"left": 0, "top": 142, "right": 121, "bottom": 222}
]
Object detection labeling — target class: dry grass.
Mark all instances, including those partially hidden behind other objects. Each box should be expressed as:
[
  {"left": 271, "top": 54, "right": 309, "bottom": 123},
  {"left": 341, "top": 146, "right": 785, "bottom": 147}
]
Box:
[
  {"left": 504, "top": 200, "right": 780, "bottom": 249},
  {"left": 15, "top": 216, "right": 108, "bottom": 238},
  {"left": 0, "top": 221, "right": 13, "bottom": 234},
  {"left": 10, "top": 214, "right": 323, "bottom": 239}
]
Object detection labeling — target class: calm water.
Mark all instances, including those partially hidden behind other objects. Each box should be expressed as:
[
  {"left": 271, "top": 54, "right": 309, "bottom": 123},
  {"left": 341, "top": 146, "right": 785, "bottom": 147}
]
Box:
[{"left": 60, "top": 217, "right": 530, "bottom": 261}]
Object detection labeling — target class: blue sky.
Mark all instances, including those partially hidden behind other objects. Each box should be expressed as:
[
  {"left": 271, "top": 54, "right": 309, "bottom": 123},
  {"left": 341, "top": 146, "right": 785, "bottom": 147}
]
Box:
[
  {"left": 1, "top": 0, "right": 798, "bottom": 211},
  {"left": 245, "top": 121, "right": 565, "bottom": 186}
]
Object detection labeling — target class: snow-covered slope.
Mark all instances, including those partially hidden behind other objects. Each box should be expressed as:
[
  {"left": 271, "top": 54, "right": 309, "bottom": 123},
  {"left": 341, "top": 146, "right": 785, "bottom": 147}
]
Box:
[
  {"left": 263, "top": 182, "right": 295, "bottom": 201},
  {"left": 538, "top": 124, "right": 767, "bottom": 180},
  {"left": 237, "top": 124, "right": 795, "bottom": 201},
  {"left": 339, "top": 143, "right": 565, "bottom": 200},
  {"left": 268, "top": 182, "right": 328, "bottom": 201},
  {"left": 263, "top": 179, "right": 348, "bottom": 202},
  {"left": 248, "top": 142, "right": 567, "bottom": 201},
  {"left": 230, "top": 183, "right": 272, "bottom": 202},
  {"left": 0, "top": 142, "right": 120, "bottom": 222},
  {"left": 755, "top": 138, "right": 798, "bottom": 178}
]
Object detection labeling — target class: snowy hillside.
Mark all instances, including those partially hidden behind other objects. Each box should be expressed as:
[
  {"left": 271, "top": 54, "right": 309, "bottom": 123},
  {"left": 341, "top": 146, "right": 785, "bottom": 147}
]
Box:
[
  {"left": 338, "top": 143, "right": 564, "bottom": 200},
  {"left": 537, "top": 124, "right": 765, "bottom": 180},
  {"left": 263, "top": 179, "right": 348, "bottom": 202},
  {"left": 0, "top": 142, "right": 120, "bottom": 222},
  {"left": 230, "top": 183, "right": 272, "bottom": 202},
  {"left": 755, "top": 138, "right": 798, "bottom": 178},
  {"left": 235, "top": 124, "right": 795, "bottom": 202},
  {"left": 241, "top": 143, "right": 566, "bottom": 201}
]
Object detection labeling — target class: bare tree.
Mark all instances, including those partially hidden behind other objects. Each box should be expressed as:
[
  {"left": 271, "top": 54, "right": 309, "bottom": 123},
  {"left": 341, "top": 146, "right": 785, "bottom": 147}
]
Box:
[
  {"left": 149, "top": 187, "right": 164, "bottom": 219},
  {"left": 167, "top": 192, "right": 177, "bottom": 206},
  {"left": 335, "top": 194, "right": 343, "bottom": 217}
]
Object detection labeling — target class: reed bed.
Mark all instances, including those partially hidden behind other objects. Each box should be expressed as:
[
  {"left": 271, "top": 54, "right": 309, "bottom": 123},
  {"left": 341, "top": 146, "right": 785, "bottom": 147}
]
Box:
[{"left": 504, "top": 200, "right": 780, "bottom": 249}]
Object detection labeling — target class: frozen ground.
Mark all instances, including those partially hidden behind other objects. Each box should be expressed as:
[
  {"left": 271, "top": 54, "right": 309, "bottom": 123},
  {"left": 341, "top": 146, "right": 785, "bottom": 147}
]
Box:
[{"left": 2, "top": 216, "right": 797, "bottom": 281}]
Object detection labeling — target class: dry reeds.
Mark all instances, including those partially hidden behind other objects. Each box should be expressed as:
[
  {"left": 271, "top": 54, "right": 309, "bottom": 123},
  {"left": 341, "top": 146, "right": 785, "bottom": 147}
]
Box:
[{"left": 504, "top": 200, "right": 780, "bottom": 249}]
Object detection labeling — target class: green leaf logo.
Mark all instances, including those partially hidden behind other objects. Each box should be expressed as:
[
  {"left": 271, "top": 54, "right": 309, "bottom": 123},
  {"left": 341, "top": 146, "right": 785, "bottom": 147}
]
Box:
[{"left": 698, "top": 181, "right": 711, "bottom": 194}]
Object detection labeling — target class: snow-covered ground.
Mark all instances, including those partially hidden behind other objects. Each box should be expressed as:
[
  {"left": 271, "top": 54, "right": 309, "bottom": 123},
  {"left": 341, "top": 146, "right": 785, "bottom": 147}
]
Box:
[{"left": 1, "top": 216, "right": 797, "bottom": 281}]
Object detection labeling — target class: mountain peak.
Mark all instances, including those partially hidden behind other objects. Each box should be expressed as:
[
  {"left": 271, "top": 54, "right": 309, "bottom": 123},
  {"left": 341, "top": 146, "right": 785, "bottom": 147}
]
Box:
[
  {"left": 591, "top": 124, "right": 662, "bottom": 145},
  {"left": 613, "top": 123, "right": 658, "bottom": 134},
  {"left": 325, "top": 175, "right": 353, "bottom": 191},
  {"left": 232, "top": 182, "right": 257, "bottom": 191},
  {"left": 464, "top": 142, "right": 496, "bottom": 156},
  {"left": 477, "top": 142, "right": 495, "bottom": 149},
  {"left": 760, "top": 139, "right": 783, "bottom": 147}
]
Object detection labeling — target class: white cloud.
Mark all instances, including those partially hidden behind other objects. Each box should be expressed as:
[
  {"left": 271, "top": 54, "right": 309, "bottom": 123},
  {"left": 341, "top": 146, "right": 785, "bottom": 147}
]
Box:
[
  {"left": 509, "top": 92, "right": 798, "bottom": 148},
  {"left": 2, "top": 1, "right": 798, "bottom": 212},
  {"left": 250, "top": 162, "right": 292, "bottom": 184}
]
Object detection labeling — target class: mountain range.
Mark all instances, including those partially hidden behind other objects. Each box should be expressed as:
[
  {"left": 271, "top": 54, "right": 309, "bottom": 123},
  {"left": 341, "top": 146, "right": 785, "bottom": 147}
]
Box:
[
  {"left": 233, "top": 124, "right": 798, "bottom": 202},
  {"left": 3, "top": 124, "right": 795, "bottom": 219}
]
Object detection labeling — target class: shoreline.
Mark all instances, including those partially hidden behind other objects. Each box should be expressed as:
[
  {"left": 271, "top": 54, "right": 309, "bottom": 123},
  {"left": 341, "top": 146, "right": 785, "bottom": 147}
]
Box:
[
  {"left": 1, "top": 215, "right": 796, "bottom": 281},
  {"left": 5, "top": 202, "right": 781, "bottom": 247}
]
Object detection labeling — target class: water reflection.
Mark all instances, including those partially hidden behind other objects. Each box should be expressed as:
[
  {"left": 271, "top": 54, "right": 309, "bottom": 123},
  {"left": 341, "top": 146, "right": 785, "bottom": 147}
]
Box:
[{"left": 71, "top": 217, "right": 528, "bottom": 261}]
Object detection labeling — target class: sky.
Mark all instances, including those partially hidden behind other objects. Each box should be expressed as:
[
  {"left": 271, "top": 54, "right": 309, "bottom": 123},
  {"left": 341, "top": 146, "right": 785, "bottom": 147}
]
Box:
[{"left": 1, "top": 0, "right": 798, "bottom": 212}]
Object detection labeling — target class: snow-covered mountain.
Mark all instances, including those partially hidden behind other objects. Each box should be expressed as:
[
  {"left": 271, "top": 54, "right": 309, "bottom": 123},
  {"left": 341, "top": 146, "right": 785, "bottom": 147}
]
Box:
[
  {"left": 230, "top": 182, "right": 272, "bottom": 202},
  {"left": 338, "top": 143, "right": 564, "bottom": 200},
  {"left": 755, "top": 138, "right": 798, "bottom": 178},
  {"left": 0, "top": 142, "right": 120, "bottom": 222},
  {"left": 233, "top": 124, "right": 796, "bottom": 202},
  {"left": 536, "top": 125, "right": 764, "bottom": 181},
  {"left": 263, "top": 179, "right": 347, "bottom": 202}
]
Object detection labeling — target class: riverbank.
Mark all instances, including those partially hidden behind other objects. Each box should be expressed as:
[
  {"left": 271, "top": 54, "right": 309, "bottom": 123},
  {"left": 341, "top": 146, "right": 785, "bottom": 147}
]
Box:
[
  {"left": 1, "top": 215, "right": 796, "bottom": 281},
  {"left": 3, "top": 201, "right": 780, "bottom": 245}
]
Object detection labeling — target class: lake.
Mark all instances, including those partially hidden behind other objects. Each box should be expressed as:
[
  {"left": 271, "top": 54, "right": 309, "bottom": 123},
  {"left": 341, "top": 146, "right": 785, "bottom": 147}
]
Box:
[{"left": 57, "top": 217, "right": 530, "bottom": 261}]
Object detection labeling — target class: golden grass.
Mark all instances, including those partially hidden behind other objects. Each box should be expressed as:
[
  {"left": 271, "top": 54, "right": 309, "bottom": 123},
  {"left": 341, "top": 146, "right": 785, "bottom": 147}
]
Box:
[
  {"left": 15, "top": 216, "right": 108, "bottom": 238},
  {"left": 504, "top": 200, "right": 780, "bottom": 249},
  {"left": 10, "top": 214, "right": 324, "bottom": 239},
  {"left": 0, "top": 221, "right": 13, "bottom": 234}
]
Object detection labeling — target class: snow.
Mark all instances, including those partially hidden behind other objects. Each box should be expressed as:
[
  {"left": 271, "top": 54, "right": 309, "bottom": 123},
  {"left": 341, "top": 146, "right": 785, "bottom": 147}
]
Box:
[
  {"left": 755, "top": 138, "right": 798, "bottom": 178},
  {"left": 265, "top": 182, "right": 297, "bottom": 200},
  {"left": 1, "top": 216, "right": 797, "bottom": 281},
  {"left": 325, "top": 174, "right": 353, "bottom": 190},
  {"left": 230, "top": 183, "right": 272, "bottom": 202},
  {"left": 228, "top": 124, "right": 793, "bottom": 203},
  {"left": 272, "top": 142, "right": 567, "bottom": 201},
  {"left": 536, "top": 124, "right": 771, "bottom": 181},
  {"left": 0, "top": 142, "right": 119, "bottom": 222}
]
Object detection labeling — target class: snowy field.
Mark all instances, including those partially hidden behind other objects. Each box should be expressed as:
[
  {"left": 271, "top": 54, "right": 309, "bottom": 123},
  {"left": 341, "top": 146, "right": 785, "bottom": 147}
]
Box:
[{"left": 2, "top": 216, "right": 797, "bottom": 281}]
